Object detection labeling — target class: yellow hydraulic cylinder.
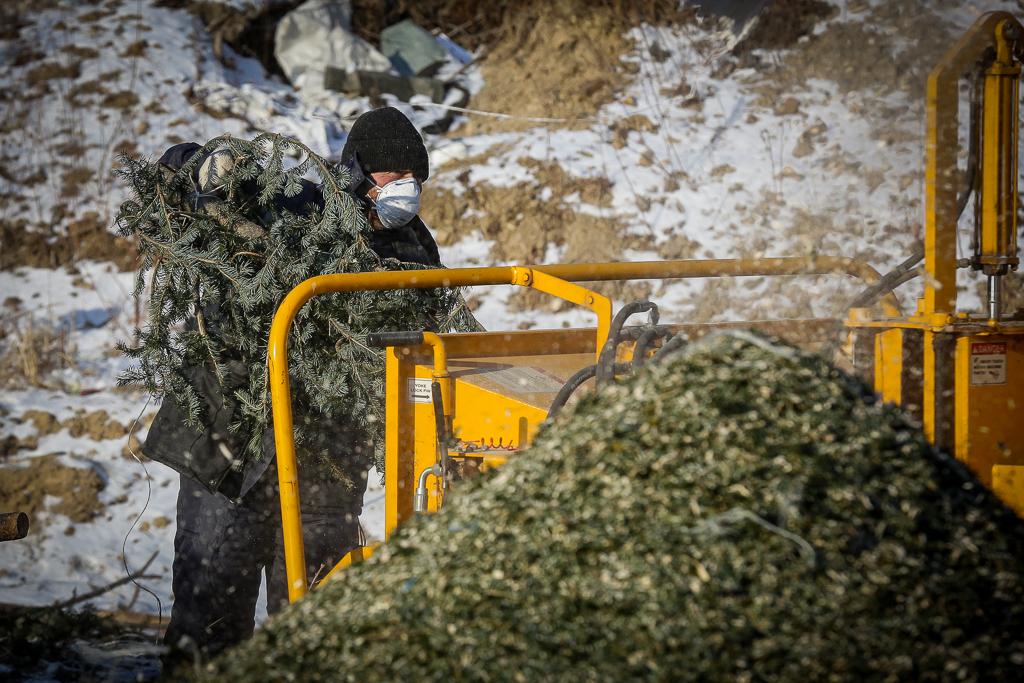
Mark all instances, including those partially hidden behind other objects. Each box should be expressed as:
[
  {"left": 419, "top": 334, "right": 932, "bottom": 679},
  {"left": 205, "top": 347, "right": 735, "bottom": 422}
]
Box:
[
  {"left": 977, "top": 20, "right": 1020, "bottom": 277},
  {"left": 922, "top": 12, "right": 1023, "bottom": 318}
]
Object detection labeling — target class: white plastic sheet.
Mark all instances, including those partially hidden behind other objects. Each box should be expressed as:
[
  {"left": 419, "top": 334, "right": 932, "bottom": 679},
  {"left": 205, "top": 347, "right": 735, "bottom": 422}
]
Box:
[{"left": 274, "top": 0, "right": 391, "bottom": 92}]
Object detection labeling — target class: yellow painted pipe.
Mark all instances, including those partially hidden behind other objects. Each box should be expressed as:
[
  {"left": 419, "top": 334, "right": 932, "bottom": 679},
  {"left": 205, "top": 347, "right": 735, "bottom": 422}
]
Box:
[
  {"left": 532, "top": 258, "right": 900, "bottom": 318},
  {"left": 515, "top": 267, "right": 614, "bottom": 359},
  {"left": 270, "top": 266, "right": 518, "bottom": 602},
  {"left": 318, "top": 543, "right": 380, "bottom": 586},
  {"left": 420, "top": 331, "right": 449, "bottom": 376},
  {"left": 270, "top": 256, "right": 900, "bottom": 602},
  {"left": 421, "top": 331, "right": 452, "bottom": 421}
]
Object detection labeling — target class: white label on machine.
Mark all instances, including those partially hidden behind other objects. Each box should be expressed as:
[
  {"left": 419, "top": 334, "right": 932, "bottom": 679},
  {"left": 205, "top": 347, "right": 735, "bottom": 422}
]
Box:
[
  {"left": 408, "top": 377, "right": 433, "bottom": 403},
  {"left": 970, "top": 342, "right": 1007, "bottom": 386}
]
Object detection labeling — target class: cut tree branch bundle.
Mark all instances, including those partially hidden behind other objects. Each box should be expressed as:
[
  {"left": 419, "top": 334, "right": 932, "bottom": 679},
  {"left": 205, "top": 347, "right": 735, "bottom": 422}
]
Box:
[{"left": 115, "top": 134, "right": 478, "bottom": 485}]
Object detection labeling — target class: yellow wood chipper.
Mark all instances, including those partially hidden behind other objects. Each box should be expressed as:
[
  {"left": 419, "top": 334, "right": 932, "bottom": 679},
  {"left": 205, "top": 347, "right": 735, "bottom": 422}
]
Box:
[{"left": 267, "top": 11, "right": 1024, "bottom": 604}]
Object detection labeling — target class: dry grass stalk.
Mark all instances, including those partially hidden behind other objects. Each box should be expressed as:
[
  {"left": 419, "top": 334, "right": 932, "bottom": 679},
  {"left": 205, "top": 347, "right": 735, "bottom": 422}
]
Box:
[{"left": 0, "top": 314, "right": 76, "bottom": 388}]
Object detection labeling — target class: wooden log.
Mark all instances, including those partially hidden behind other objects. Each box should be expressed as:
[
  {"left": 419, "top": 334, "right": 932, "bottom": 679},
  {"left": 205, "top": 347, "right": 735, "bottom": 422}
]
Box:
[{"left": 0, "top": 512, "right": 29, "bottom": 542}]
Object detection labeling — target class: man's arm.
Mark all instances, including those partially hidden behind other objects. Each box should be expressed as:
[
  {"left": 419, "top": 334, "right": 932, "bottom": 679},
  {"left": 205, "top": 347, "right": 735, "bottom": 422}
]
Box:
[
  {"left": 158, "top": 141, "right": 324, "bottom": 217},
  {"left": 158, "top": 142, "right": 203, "bottom": 169}
]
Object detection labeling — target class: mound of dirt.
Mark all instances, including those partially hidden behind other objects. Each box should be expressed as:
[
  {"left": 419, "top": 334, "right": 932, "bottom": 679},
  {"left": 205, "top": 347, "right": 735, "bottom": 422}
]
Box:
[
  {"left": 2, "top": 390, "right": 136, "bottom": 442},
  {"left": 460, "top": 4, "right": 633, "bottom": 134},
  {"left": 421, "top": 157, "right": 654, "bottom": 307},
  {"left": 743, "top": 0, "right": 957, "bottom": 99},
  {"left": 733, "top": 0, "right": 835, "bottom": 55},
  {"left": 208, "top": 335, "right": 1024, "bottom": 681},
  {"left": 448, "top": 2, "right": 694, "bottom": 136},
  {"left": 0, "top": 217, "right": 137, "bottom": 272},
  {"left": 425, "top": 158, "right": 623, "bottom": 258},
  {"left": 62, "top": 410, "right": 129, "bottom": 441},
  {"left": 21, "top": 409, "right": 60, "bottom": 435},
  {"left": 0, "top": 434, "right": 36, "bottom": 459},
  {"left": 0, "top": 455, "right": 106, "bottom": 527}
]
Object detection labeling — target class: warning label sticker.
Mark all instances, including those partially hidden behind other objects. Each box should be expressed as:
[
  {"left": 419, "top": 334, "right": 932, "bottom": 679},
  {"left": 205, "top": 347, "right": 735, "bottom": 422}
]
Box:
[
  {"left": 407, "top": 377, "right": 433, "bottom": 403},
  {"left": 970, "top": 341, "right": 1007, "bottom": 386}
]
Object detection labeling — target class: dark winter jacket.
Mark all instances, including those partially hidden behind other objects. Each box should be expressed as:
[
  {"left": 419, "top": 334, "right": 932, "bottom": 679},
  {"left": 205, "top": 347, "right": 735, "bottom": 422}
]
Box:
[{"left": 142, "top": 142, "right": 441, "bottom": 501}]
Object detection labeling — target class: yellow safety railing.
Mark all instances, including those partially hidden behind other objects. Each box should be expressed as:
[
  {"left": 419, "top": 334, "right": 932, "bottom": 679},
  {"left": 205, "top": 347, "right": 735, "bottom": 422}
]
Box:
[{"left": 269, "top": 256, "right": 898, "bottom": 602}]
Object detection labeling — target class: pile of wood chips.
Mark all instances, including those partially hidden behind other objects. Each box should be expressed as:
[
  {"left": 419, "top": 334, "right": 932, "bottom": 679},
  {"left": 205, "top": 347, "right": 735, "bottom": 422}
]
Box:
[{"left": 207, "top": 334, "right": 1024, "bottom": 682}]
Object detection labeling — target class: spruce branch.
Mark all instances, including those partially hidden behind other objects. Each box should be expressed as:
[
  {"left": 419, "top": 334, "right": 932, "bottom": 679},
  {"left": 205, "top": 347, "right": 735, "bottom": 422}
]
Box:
[{"left": 116, "top": 135, "right": 464, "bottom": 479}]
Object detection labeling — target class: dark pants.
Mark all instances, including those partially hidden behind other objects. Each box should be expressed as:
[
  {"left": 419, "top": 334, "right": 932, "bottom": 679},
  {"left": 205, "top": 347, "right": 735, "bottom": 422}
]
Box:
[{"left": 164, "top": 468, "right": 364, "bottom": 658}]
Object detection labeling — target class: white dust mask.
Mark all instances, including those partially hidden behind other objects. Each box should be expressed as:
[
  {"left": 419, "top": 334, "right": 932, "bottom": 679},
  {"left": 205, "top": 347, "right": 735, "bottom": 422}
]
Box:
[{"left": 373, "top": 177, "right": 421, "bottom": 228}]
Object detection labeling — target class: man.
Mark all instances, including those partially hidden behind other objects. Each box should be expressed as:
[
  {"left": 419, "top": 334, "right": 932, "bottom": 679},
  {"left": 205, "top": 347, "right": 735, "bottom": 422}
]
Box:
[{"left": 146, "top": 107, "right": 439, "bottom": 660}]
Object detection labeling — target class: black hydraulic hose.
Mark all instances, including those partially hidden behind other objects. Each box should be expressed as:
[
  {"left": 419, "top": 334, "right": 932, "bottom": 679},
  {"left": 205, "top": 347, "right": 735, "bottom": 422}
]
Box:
[
  {"left": 651, "top": 333, "right": 688, "bottom": 365},
  {"left": 367, "top": 330, "right": 425, "bottom": 348},
  {"left": 967, "top": 60, "right": 983, "bottom": 254},
  {"left": 632, "top": 326, "right": 671, "bottom": 369},
  {"left": 548, "top": 362, "right": 633, "bottom": 417},
  {"left": 597, "top": 301, "right": 659, "bottom": 384},
  {"left": 549, "top": 365, "right": 597, "bottom": 417},
  {"left": 616, "top": 326, "right": 654, "bottom": 341},
  {"left": 848, "top": 167, "right": 975, "bottom": 311},
  {"left": 879, "top": 268, "right": 922, "bottom": 295},
  {"left": 431, "top": 381, "right": 448, "bottom": 459},
  {"left": 556, "top": 333, "right": 691, "bottom": 418},
  {"left": 847, "top": 246, "right": 924, "bottom": 309}
]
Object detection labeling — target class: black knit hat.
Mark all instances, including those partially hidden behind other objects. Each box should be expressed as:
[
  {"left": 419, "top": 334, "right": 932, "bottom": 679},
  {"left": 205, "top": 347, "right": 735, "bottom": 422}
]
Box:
[{"left": 341, "top": 107, "right": 429, "bottom": 182}]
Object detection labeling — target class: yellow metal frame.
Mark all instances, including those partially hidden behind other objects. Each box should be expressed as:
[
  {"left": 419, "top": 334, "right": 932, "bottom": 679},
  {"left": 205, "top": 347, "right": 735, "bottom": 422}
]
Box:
[
  {"left": 318, "top": 543, "right": 380, "bottom": 585},
  {"left": 923, "top": 11, "right": 1022, "bottom": 319},
  {"left": 269, "top": 257, "right": 894, "bottom": 602},
  {"left": 874, "top": 329, "right": 905, "bottom": 405},
  {"left": 515, "top": 268, "right": 613, "bottom": 360},
  {"left": 381, "top": 318, "right": 839, "bottom": 542},
  {"left": 848, "top": 12, "right": 1024, "bottom": 514},
  {"left": 993, "top": 466, "right": 1024, "bottom": 516},
  {"left": 382, "top": 328, "right": 594, "bottom": 537}
]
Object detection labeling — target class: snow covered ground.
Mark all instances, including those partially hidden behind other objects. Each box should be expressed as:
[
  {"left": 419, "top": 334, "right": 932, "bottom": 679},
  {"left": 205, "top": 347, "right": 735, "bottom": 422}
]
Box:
[{"left": 1, "top": 0, "right": 1022, "bottom": 661}]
